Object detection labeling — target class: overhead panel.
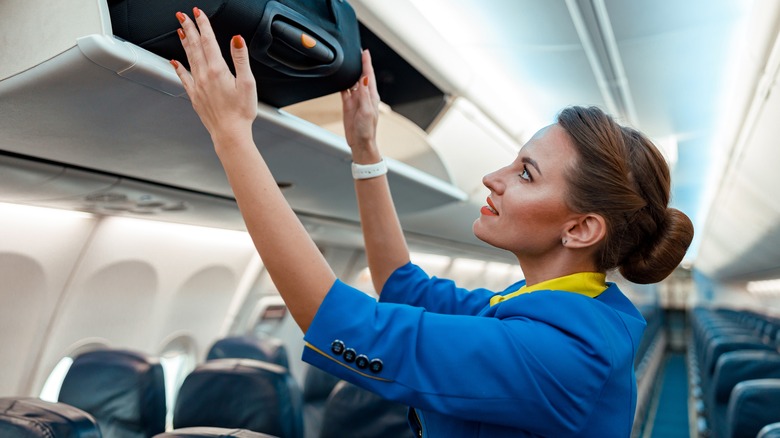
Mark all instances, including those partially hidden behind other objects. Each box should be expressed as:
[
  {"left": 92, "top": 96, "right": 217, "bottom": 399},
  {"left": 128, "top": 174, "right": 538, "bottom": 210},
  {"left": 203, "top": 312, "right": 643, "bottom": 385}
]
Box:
[
  {"left": 696, "top": 56, "right": 780, "bottom": 281},
  {"left": 0, "top": 33, "right": 466, "bottom": 227}
]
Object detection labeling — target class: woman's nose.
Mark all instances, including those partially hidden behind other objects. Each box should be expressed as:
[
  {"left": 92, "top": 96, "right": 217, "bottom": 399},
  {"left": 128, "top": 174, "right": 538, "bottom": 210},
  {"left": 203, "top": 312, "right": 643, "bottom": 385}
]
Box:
[{"left": 482, "top": 169, "right": 504, "bottom": 194}]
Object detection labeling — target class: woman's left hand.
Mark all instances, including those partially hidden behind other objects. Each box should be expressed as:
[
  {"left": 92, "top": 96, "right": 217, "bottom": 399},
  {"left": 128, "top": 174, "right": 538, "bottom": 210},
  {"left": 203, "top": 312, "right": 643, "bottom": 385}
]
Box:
[{"left": 171, "top": 8, "right": 257, "bottom": 145}]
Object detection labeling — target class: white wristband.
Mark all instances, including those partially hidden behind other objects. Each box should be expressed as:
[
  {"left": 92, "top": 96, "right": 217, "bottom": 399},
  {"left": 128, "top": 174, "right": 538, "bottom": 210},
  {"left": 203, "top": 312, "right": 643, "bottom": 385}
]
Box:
[{"left": 351, "top": 159, "right": 388, "bottom": 180}]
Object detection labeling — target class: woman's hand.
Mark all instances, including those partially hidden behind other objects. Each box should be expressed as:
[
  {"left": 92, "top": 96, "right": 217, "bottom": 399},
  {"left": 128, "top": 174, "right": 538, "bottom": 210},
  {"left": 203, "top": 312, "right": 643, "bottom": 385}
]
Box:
[
  {"left": 169, "top": 9, "right": 335, "bottom": 333},
  {"left": 170, "top": 8, "right": 257, "bottom": 146},
  {"left": 341, "top": 50, "right": 381, "bottom": 163}
]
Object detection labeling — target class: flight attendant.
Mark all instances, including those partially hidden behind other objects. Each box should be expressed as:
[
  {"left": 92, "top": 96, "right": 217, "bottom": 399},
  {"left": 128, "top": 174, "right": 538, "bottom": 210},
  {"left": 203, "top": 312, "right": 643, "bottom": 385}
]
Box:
[{"left": 171, "top": 9, "right": 693, "bottom": 437}]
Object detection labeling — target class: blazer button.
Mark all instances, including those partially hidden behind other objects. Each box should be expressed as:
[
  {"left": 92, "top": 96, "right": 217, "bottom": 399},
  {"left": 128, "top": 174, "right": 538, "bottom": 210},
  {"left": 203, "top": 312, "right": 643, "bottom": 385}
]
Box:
[
  {"left": 355, "top": 355, "right": 369, "bottom": 369},
  {"left": 331, "top": 340, "right": 345, "bottom": 355},
  {"left": 343, "top": 348, "right": 357, "bottom": 363},
  {"left": 369, "top": 358, "right": 383, "bottom": 373}
]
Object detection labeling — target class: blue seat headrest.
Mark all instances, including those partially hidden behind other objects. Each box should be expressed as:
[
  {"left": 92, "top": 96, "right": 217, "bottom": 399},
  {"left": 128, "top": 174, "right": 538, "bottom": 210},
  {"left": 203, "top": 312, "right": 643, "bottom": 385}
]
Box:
[
  {"left": 302, "top": 366, "right": 340, "bottom": 403},
  {"left": 174, "top": 359, "right": 302, "bottom": 438},
  {"left": 206, "top": 336, "right": 289, "bottom": 369},
  {"left": 712, "top": 350, "right": 780, "bottom": 404},
  {"left": 319, "top": 381, "right": 414, "bottom": 438},
  {"left": 58, "top": 349, "right": 166, "bottom": 438},
  {"left": 758, "top": 423, "right": 780, "bottom": 438},
  {"left": 727, "top": 379, "right": 780, "bottom": 438}
]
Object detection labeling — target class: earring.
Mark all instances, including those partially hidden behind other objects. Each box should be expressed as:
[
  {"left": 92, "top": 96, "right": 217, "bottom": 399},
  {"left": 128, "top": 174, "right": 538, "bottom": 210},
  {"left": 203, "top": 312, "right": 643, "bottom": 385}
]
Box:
[{"left": 562, "top": 238, "right": 567, "bottom": 245}]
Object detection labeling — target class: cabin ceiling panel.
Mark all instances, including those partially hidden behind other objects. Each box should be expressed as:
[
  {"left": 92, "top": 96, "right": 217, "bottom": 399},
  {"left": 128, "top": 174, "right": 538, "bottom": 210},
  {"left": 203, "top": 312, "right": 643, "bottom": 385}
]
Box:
[
  {"left": 409, "top": 0, "right": 606, "bottom": 125},
  {"left": 696, "top": 70, "right": 780, "bottom": 281},
  {"left": 611, "top": 0, "right": 747, "bottom": 138}
]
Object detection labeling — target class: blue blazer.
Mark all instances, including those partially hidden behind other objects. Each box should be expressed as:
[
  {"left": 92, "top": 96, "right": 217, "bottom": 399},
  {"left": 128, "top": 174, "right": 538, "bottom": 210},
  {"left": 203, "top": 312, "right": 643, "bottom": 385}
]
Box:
[{"left": 303, "top": 263, "right": 646, "bottom": 437}]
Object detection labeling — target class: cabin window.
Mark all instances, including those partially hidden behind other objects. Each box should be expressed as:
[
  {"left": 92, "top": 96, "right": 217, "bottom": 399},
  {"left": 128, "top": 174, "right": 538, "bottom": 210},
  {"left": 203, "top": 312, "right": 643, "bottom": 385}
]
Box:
[
  {"left": 39, "top": 356, "right": 74, "bottom": 402},
  {"left": 39, "top": 341, "right": 108, "bottom": 402},
  {"left": 159, "top": 336, "right": 197, "bottom": 431},
  {"left": 251, "top": 295, "right": 290, "bottom": 336}
]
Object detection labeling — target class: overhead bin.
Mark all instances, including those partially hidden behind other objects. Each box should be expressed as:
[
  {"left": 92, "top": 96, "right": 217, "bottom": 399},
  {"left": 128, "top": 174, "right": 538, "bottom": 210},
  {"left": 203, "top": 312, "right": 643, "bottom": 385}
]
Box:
[{"left": 0, "top": 1, "right": 466, "bottom": 226}]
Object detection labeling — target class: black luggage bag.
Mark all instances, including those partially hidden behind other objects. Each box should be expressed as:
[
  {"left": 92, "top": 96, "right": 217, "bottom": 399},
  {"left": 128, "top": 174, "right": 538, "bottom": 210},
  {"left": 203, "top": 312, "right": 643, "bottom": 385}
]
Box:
[
  {"left": 0, "top": 397, "right": 101, "bottom": 437},
  {"left": 108, "top": 0, "right": 363, "bottom": 107}
]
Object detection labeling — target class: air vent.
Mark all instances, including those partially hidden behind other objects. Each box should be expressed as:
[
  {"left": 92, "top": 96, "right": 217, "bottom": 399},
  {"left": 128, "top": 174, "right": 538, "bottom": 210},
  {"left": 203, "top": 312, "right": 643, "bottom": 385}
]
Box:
[
  {"left": 84, "top": 192, "right": 190, "bottom": 216},
  {"left": 85, "top": 193, "right": 127, "bottom": 203}
]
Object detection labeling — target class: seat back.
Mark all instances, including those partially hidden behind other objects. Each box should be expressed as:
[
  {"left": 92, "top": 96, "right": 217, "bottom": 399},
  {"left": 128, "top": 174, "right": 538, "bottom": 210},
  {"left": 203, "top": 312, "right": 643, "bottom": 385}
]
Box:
[
  {"left": 301, "top": 367, "right": 340, "bottom": 438},
  {"left": 0, "top": 397, "right": 101, "bottom": 438},
  {"left": 206, "top": 335, "right": 290, "bottom": 369},
  {"left": 709, "top": 351, "right": 780, "bottom": 438},
  {"left": 174, "top": 359, "right": 303, "bottom": 438},
  {"left": 727, "top": 379, "right": 780, "bottom": 438},
  {"left": 703, "top": 336, "right": 774, "bottom": 387},
  {"left": 759, "top": 423, "right": 780, "bottom": 438},
  {"left": 319, "top": 381, "right": 414, "bottom": 438},
  {"left": 154, "top": 426, "right": 277, "bottom": 437},
  {"left": 58, "top": 349, "right": 166, "bottom": 438}
]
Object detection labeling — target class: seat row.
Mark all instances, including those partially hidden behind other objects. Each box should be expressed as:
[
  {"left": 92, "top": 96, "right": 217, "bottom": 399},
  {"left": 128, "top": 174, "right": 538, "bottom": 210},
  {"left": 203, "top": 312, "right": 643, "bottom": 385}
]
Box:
[
  {"left": 1, "top": 335, "right": 412, "bottom": 438},
  {"left": 0, "top": 397, "right": 276, "bottom": 438},
  {"left": 635, "top": 303, "right": 664, "bottom": 372},
  {"left": 688, "top": 307, "right": 780, "bottom": 438}
]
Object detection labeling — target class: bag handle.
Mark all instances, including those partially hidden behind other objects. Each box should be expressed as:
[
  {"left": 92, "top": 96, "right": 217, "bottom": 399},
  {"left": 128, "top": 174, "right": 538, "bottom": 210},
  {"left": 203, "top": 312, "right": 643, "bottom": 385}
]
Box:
[{"left": 250, "top": 0, "right": 349, "bottom": 77}]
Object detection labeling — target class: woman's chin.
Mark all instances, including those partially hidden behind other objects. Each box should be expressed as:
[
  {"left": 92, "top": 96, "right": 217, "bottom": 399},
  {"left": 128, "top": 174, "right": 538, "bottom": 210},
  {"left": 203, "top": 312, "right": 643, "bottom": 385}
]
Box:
[{"left": 472, "top": 219, "right": 492, "bottom": 245}]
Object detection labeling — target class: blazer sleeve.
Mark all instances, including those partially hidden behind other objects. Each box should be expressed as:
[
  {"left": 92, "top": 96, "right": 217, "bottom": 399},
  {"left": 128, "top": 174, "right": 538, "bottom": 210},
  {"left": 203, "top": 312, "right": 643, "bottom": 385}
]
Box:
[
  {"left": 303, "top": 279, "right": 614, "bottom": 435},
  {"left": 379, "top": 262, "right": 502, "bottom": 315}
]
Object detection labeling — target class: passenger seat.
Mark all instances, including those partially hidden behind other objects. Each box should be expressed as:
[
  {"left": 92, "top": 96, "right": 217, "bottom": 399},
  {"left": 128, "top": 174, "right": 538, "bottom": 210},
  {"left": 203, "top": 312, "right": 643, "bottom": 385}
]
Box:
[
  {"left": 319, "top": 381, "right": 414, "bottom": 438},
  {"left": 173, "top": 359, "right": 303, "bottom": 438},
  {"left": 58, "top": 349, "right": 166, "bottom": 438},
  {"left": 725, "top": 379, "right": 780, "bottom": 438},
  {"left": 206, "top": 335, "right": 289, "bottom": 369},
  {"left": 708, "top": 351, "right": 780, "bottom": 438},
  {"left": 0, "top": 397, "right": 101, "bottom": 437},
  {"left": 759, "top": 423, "right": 780, "bottom": 438},
  {"left": 301, "top": 366, "right": 340, "bottom": 438}
]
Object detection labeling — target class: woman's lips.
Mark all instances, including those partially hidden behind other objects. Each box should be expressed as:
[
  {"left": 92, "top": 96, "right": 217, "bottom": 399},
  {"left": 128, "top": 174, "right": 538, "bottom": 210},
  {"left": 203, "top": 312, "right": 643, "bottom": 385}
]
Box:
[{"left": 483, "top": 198, "right": 499, "bottom": 216}]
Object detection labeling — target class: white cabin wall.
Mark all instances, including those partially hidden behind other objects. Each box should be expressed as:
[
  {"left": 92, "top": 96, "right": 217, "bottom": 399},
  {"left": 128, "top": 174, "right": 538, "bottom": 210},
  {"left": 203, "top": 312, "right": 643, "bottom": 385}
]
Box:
[
  {"left": 700, "top": 281, "right": 780, "bottom": 316},
  {"left": 0, "top": 203, "right": 97, "bottom": 397},
  {"left": 230, "top": 244, "right": 369, "bottom": 386},
  {"left": 22, "top": 214, "right": 257, "bottom": 397}
]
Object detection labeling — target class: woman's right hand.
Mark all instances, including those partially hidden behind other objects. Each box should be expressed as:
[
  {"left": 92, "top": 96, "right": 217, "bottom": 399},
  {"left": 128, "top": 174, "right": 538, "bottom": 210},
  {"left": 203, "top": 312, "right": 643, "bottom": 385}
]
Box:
[
  {"left": 341, "top": 50, "right": 381, "bottom": 162},
  {"left": 171, "top": 9, "right": 257, "bottom": 148}
]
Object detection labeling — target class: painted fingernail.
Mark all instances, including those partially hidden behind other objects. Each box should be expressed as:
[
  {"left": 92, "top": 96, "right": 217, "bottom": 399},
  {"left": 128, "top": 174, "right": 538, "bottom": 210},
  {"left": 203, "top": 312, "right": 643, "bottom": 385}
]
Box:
[
  {"left": 362, "top": 76, "right": 368, "bottom": 86},
  {"left": 177, "top": 28, "right": 185, "bottom": 40},
  {"left": 170, "top": 59, "right": 179, "bottom": 69},
  {"left": 232, "top": 35, "right": 244, "bottom": 49},
  {"left": 193, "top": 7, "right": 201, "bottom": 18},
  {"left": 176, "top": 12, "right": 185, "bottom": 23}
]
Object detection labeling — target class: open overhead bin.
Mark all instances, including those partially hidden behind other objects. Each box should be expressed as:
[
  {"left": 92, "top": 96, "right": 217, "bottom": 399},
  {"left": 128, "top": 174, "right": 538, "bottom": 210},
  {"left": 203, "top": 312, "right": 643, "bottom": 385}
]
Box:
[{"left": 0, "top": 1, "right": 465, "bottom": 226}]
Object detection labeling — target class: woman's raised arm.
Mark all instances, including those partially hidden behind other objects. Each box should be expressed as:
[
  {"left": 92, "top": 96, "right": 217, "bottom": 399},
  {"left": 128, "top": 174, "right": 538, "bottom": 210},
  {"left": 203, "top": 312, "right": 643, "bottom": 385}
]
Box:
[
  {"left": 341, "top": 51, "right": 410, "bottom": 293},
  {"left": 171, "top": 9, "right": 334, "bottom": 332}
]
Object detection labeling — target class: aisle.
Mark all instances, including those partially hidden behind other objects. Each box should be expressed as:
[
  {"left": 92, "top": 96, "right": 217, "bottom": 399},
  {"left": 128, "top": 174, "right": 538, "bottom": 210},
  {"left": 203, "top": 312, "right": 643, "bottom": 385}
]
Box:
[{"left": 646, "top": 353, "right": 690, "bottom": 438}]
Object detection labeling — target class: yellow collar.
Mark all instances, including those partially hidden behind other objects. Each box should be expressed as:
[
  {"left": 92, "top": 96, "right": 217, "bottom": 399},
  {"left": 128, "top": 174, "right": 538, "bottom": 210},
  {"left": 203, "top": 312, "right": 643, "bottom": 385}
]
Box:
[{"left": 489, "top": 272, "right": 607, "bottom": 306}]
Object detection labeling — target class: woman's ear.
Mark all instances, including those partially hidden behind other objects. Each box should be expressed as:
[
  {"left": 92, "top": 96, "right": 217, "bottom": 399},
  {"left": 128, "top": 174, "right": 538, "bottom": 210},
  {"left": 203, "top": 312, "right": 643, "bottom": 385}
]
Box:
[{"left": 562, "top": 214, "right": 606, "bottom": 249}]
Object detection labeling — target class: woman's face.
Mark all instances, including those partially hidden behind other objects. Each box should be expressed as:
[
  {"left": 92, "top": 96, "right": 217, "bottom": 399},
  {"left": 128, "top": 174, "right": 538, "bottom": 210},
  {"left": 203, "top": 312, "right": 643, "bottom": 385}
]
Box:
[{"left": 473, "top": 124, "right": 580, "bottom": 257}]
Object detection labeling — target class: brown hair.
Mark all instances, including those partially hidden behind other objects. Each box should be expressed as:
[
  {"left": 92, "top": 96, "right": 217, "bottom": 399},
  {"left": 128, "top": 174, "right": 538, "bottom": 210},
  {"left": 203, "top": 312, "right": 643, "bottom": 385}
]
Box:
[{"left": 557, "top": 106, "right": 694, "bottom": 284}]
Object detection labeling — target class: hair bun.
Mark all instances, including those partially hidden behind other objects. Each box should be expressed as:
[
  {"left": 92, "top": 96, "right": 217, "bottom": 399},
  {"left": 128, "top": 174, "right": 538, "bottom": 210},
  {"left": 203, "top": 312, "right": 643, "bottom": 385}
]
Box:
[{"left": 619, "top": 208, "right": 694, "bottom": 284}]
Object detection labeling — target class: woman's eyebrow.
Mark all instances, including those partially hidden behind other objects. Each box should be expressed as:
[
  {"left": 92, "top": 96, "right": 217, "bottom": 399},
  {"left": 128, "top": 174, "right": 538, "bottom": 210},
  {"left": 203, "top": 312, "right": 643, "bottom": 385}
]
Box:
[{"left": 521, "top": 157, "right": 542, "bottom": 175}]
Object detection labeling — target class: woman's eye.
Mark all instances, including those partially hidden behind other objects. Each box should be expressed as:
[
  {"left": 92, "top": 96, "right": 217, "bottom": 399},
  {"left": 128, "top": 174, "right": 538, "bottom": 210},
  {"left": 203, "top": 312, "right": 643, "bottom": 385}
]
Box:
[{"left": 520, "top": 166, "right": 531, "bottom": 181}]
